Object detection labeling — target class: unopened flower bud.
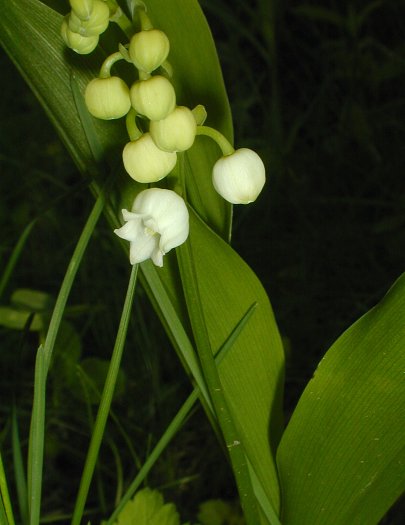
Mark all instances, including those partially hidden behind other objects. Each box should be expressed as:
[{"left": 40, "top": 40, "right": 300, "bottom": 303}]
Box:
[
  {"left": 130, "top": 76, "right": 176, "bottom": 121},
  {"left": 68, "top": 0, "right": 109, "bottom": 37},
  {"left": 123, "top": 133, "right": 177, "bottom": 183},
  {"left": 85, "top": 77, "right": 131, "bottom": 120},
  {"left": 129, "top": 29, "right": 170, "bottom": 73},
  {"left": 61, "top": 17, "right": 99, "bottom": 54},
  {"left": 212, "top": 148, "right": 266, "bottom": 204},
  {"left": 70, "top": 0, "right": 94, "bottom": 20},
  {"left": 114, "top": 189, "right": 189, "bottom": 267},
  {"left": 150, "top": 106, "right": 197, "bottom": 152}
]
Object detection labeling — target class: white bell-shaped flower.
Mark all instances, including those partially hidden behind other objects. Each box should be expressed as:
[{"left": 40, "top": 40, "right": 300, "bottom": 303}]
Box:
[
  {"left": 114, "top": 189, "right": 189, "bottom": 267},
  {"left": 212, "top": 148, "right": 266, "bottom": 204},
  {"left": 122, "top": 133, "right": 177, "bottom": 183}
]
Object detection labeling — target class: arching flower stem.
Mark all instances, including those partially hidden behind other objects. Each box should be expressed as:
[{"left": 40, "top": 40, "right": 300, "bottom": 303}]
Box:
[
  {"left": 196, "top": 125, "right": 235, "bottom": 156},
  {"left": 125, "top": 108, "right": 142, "bottom": 141},
  {"left": 99, "top": 51, "right": 126, "bottom": 78}
]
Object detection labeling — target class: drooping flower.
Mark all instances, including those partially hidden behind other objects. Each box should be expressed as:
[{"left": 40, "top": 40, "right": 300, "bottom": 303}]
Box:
[
  {"left": 130, "top": 76, "right": 176, "bottom": 121},
  {"left": 114, "top": 189, "right": 189, "bottom": 267},
  {"left": 212, "top": 148, "right": 266, "bottom": 204},
  {"left": 61, "top": 17, "right": 99, "bottom": 54},
  {"left": 85, "top": 77, "right": 131, "bottom": 119},
  {"left": 68, "top": 0, "right": 109, "bottom": 37},
  {"left": 129, "top": 29, "right": 170, "bottom": 73},
  {"left": 122, "top": 133, "right": 177, "bottom": 183},
  {"left": 149, "top": 106, "right": 197, "bottom": 152},
  {"left": 70, "top": 0, "right": 94, "bottom": 21}
]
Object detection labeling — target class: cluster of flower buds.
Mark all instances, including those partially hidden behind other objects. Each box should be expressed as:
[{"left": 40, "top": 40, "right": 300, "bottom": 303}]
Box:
[
  {"left": 62, "top": 1, "right": 266, "bottom": 266},
  {"left": 61, "top": 0, "right": 110, "bottom": 54}
]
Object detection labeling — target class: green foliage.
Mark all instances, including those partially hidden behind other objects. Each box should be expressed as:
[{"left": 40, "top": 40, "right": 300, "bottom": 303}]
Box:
[
  {"left": 277, "top": 272, "right": 405, "bottom": 524},
  {"left": 114, "top": 487, "right": 180, "bottom": 525},
  {"left": 0, "top": 1, "right": 404, "bottom": 524},
  {"left": 198, "top": 499, "right": 244, "bottom": 525}
]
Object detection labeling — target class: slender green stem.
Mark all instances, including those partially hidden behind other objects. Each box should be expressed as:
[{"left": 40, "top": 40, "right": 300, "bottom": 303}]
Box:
[
  {"left": 71, "top": 264, "right": 138, "bottom": 525},
  {"left": 125, "top": 108, "right": 143, "bottom": 141},
  {"left": 176, "top": 241, "right": 259, "bottom": 525},
  {"left": 106, "top": 302, "right": 257, "bottom": 524},
  {"left": 99, "top": 51, "right": 126, "bottom": 79},
  {"left": 108, "top": 4, "right": 134, "bottom": 38},
  {"left": 138, "top": 8, "right": 153, "bottom": 30},
  {"left": 106, "top": 388, "right": 198, "bottom": 525},
  {"left": 0, "top": 450, "right": 15, "bottom": 525},
  {"left": 196, "top": 125, "right": 234, "bottom": 156},
  {"left": 24, "top": 194, "right": 104, "bottom": 525}
]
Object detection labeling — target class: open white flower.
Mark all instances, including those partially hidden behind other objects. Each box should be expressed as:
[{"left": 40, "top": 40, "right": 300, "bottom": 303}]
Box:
[
  {"left": 212, "top": 148, "right": 266, "bottom": 204},
  {"left": 114, "top": 189, "right": 189, "bottom": 267}
]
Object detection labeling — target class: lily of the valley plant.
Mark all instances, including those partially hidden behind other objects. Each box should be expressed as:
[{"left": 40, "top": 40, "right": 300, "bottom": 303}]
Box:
[{"left": 0, "top": 1, "right": 403, "bottom": 525}]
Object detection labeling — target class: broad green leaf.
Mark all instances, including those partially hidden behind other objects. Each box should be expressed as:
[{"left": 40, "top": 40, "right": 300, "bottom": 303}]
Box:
[
  {"left": 187, "top": 210, "right": 285, "bottom": 513},
  {"left": 277, "top": 272, "right": 405, "bottom": 525}
]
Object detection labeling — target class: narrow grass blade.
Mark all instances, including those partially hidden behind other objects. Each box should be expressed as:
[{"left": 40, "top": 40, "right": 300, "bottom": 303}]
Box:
[
  {"left": 0, "top": 450, "right": 15, "bottom": 525},
  {"left": 0, "top": 220, "right": 36, "bottom": 301},
  {"left": 71, "top": 264, "right": 138, "bottom": 525},
  {"left": 140, "top": 260, "right": 209, "bottom": 401},
  {"left": 42, "top": 193, "right": 105, "bottom": 373},
  {"left": 27, "top": 345, "right": 46, "bottom": 525},
  {"left": 12, "top": 406, "right": 29, "bottom": 525},
  {"left": 106, "top": 301, "right": 258, "bottom": 524}
]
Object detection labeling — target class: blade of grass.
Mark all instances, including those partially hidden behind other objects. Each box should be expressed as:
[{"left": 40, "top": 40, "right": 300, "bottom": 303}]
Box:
[
  {"left": 177, "top": 240, "right": 259, "bottom": 525},
  {"left": 42, "top": 193, "right": 105, "bottom": 374},
  {"left": 71, "top": 263, "right": 139, "bottom": 525},
  {"left": 0, "top": 220, "right": 36, "bottom": 301},
  {"left": 27, "top": 345, "right": 46, "bottom": 525},
  {"left": 0, "top": 495, "right": 10, "bottom": 525},
  {"left": 140, "top": 261, "right": 210, "bottom": 403},
  {"left": 106, "top": 301, "right": 258, "bottom": 524},
  {"left": 12, "top": 406, "right": 28, "bottom": 525},
  {"left": 25, "top": 193, "right": 105, "bottom": 523},
  {"left": 0, "top": 450, "right": 15, "bottom": 525}
]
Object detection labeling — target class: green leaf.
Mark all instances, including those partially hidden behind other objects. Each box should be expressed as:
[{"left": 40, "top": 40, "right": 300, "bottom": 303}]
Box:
[
  {"left": 114, "top": 488, "right": 179, "bottom": 525},
  {"left": 277, "top": 272, "right": 405, "bottom": 525},
  {"left": 187, "top": 210, "right": 285, "bottom": 514}
]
